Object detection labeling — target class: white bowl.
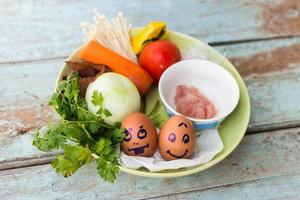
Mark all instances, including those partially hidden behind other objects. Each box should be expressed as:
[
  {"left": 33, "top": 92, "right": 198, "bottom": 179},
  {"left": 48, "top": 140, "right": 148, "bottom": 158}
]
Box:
[{"left": 158, "top": 59, "right": 240, "bottom": 131}]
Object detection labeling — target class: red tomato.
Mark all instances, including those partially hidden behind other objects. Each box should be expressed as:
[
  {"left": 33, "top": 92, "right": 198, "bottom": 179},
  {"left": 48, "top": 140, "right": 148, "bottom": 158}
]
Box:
[{"left": 139, "top": 40, "right": 181, "bottom": 83}]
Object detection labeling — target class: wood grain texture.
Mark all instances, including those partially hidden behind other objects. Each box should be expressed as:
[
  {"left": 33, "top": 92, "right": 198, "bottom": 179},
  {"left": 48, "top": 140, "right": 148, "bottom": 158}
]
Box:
[
  {"left": 219, "top": 37, "right": 300, "bottom": 132},
  {"left": 0, "top": 128, "right": 299, "bottom": 199},
  {"left": 1, "top": 1, "right": 299, "bottom": 198},
  {"left": 0, "top": 0, "right": 300, "bottom": 63},
  {"left": 1, "top": 37, "right": 300, "bottom": 166},
  {"left": 151, "top": 173, "right": 300, "bottom": 200},
  {"left": 0, "top": 59, "right": 60, "bottom": 137}
]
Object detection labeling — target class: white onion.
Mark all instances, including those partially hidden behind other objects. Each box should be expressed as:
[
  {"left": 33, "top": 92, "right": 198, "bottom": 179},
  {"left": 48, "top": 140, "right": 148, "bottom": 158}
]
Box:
[{"left": 85, "top": 72, "right": 141, "bottom": 125}]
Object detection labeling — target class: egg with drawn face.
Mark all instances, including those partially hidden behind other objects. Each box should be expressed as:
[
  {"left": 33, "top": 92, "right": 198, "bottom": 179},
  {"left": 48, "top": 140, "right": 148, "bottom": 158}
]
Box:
[
  {"left": 121, "top": 112, "right": 158, "bottom": 157},
  {"left": 159, "top": 115, "right": 196, "bottom": 160}
]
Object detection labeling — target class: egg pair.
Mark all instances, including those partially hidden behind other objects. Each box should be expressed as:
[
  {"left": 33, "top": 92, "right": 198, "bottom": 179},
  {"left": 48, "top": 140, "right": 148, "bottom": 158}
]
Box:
[{"left": 121, "top": 112, "right": 196, "bottom": 160}]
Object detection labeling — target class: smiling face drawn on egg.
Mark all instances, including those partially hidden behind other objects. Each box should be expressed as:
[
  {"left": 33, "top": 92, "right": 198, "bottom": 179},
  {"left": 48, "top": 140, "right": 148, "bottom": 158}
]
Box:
[
  {"left": 166, "top": 122, "right": 190, "bottom": 158},
  {"left": 124, "top": 125, "right": 150, "bottom": 155},
  {"left": 159, "top": 116, "right": 196, "bottom": 160},
  {"left": 121, "top": 112, "right": 158, "bottom": 157}
]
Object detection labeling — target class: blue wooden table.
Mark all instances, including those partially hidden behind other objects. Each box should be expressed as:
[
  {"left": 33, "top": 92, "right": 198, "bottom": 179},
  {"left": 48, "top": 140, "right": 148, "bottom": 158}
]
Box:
[{"left": 0, "top": 0, "right": 300, "bottom": 199}]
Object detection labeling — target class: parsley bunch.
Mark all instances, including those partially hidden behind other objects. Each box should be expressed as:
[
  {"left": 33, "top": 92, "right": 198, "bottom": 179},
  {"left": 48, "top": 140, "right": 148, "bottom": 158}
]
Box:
[{"left": 33, "top": 72, "right": 125, "bottom": 183}]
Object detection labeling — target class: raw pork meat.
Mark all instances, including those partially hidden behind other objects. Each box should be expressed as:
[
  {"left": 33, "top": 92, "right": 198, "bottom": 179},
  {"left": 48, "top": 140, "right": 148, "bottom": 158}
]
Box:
[{"left": 175, "top": 85, "right": 217, "bottom": 119}]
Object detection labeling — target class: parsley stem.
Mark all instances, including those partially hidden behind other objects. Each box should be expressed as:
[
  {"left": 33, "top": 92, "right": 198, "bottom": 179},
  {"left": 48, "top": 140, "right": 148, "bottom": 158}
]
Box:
[
  {"left": 65, "top": 120, "right": 115, "bottom": 129},
  {"left": 63, "top": 136, "right": 77, "bottom": 143},
  {"left": 91, "top": 153, "right": 99, "bottom": 159},
  {"left": 80, "top": 124, "right": 93, "bottom": 140}
]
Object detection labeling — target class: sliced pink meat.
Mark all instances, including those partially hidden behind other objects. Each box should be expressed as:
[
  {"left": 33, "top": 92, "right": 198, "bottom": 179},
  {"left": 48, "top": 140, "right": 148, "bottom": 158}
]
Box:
[{"left": 174, "top": 85, "right": 217, "bottom": 119}]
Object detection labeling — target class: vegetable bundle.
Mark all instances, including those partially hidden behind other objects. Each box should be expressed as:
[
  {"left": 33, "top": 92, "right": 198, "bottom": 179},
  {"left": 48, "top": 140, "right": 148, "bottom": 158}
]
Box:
[
  {"left": 32, "top": 11, "right": 174, "bottom": 183},
  {"left": 32, "top": 72, "right": 125, "bottom": 183}
]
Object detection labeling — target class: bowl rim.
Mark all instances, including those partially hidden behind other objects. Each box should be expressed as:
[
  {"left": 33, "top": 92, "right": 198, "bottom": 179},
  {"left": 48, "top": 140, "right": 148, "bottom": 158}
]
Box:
[
  {"left": 158, "top": 59, "right": 240, "bottom": 123},
  {"left": 56, "top": 29, "right": 250, "bottom": 178}
]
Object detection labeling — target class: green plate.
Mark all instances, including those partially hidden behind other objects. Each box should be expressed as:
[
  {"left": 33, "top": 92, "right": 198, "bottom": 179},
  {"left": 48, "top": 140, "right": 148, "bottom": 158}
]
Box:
[{"left": 56, "top": 29, "right": 251, "bottom": 178}]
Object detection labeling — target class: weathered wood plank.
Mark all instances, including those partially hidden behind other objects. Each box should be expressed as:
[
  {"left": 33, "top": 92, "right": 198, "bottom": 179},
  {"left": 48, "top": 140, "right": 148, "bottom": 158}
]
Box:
[
  {"left": 150, "top": 173, "right": 300, "bottom": 200},
  {"left": 219, "top": 37, "right": 300, "bottom": 132},
  {"left": 1, "top": 37, "right": 300, "bottom": 166},
  {"left": 0, "top": 0, "right": 299, "bottom": 63},
  {"left": 0, "top": 128, "right": 299, "bottom": 199},
  {"left": 220, "top": 37, "right": 300, "bottom": 77},
  {"left": 0, "top": 59, "right": 60, "bottom": 137}
]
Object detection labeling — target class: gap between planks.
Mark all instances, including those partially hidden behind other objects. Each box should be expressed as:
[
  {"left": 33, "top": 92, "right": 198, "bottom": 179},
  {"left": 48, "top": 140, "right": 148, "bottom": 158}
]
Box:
[
  {"left": 1, "top": 35, "right": 299, "bottom": 66},
  {"left": 1, "top": 0, "right": 300, "bottom": 64},
  {"left": 1, "top": 125, "right": 299, "bottom": 171},
  {"left": 0, "top": 154, "right": 57, "bottom": 171},
  {"left": 0, "top": 35, "right": 300, "bottom": 171},
  {"left": 2, "top": 36, "right": 300, "bottom": 134},
  {"left": 144, "top": 173, "right": 300, "bottom": 200},
  {"left": 0, "top": 127, "right": 299, "bottom": 199},
  {"left": 209, "top": 35, "right": 300, "bottom": 46},
  {"left": 0, "top": 56, "right": 68, "bottom": 66},
  {"left": 247, "top": 120, "right": 300, "bottom": 134}
]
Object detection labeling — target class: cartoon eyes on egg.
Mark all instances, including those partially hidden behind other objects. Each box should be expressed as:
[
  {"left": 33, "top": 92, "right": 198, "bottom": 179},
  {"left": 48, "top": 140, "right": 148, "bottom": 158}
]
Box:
[
  {"left": 182, "top": 134, "right": 190, "bottom": 144},
  {"left": 168, "top": 133, "right": 190, "bottom": 144},
  {"left": 137, "top": 125, "right": 147, "bottom": 139},
  {"left": 168, "top": 133, "right": 176, "bottom": 142},
  {"left": 124, "top": 128, "right": 132, "bottom": 142},
  {"left": 124, "top": 126, "right": 148, "bottom": 142},
  {"left": 124, "top": 124, "right": 191, "bottom": 144}
]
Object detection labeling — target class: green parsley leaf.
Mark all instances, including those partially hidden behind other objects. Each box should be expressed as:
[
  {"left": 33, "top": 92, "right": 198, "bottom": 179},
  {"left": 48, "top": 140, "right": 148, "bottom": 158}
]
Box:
[
  {"left": 102, "top": 108, "right": 112, "bottom": 117},
  {"left": 109, "top": 128, "right": 125, "bottom": 144},
  {"left": 88, "top": 122, "right": 102, "bottom": 134},
  {"left": 61, "top": 121, "right": 93, "bottom": 144},
  {"left": 33, "top": 72, "right": 123, "bottom": 183},
  {"left": 49, "top": 72, "right": 82, "bottom": 120},
  {"left": 96, "top": 156, "right": 118, "bottom": 183},
  {"left": 93, "top": 138, "right": 113, "bottom": 155},
  {"left": 93, "top": 138, "right": 119, "bottom": 182},
  {"left": 32, "top": 125, "right": 66, "bottom": 152},
  {"left": 77, "top": 106, "right": 96, "bottom": 121},
  {"left": 92, "top": 91, "right": 104, "bottom": 107},
  {"left": 91, "top": 91, "right": 113, "bottom": 118},
  {"left": 52, "top": 144, "right": 92, "bottom": 177}
]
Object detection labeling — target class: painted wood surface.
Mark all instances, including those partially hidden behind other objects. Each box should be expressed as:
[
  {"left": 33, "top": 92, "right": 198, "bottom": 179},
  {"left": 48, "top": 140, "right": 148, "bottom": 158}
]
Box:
[
  {"left": 154, "top": 173, "right": 300, "bottom": 200},
  {"left": 219, "top": 37, "right": 300, "bottom": 132},
  {"left": 1, "top": 1, "right": 300, "bottom": 199},
  {"left": 1, "top": 37, "right": 300, "bottom": 169},
  {"left": 0, "top": 0, "right": 300, "bottom": 63},
  {"left": 0, "top": 128, "right": 299, "bottom": 199}
]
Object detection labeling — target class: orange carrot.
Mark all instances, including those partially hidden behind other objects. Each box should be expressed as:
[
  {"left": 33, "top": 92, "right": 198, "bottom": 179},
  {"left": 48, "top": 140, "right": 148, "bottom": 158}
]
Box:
[{"left": 80, "top": 41, "right": 153, "bottom": 95}]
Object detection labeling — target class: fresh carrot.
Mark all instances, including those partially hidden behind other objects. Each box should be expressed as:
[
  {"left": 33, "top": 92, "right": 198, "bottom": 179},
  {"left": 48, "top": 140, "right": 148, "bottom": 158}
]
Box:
[{"left": 80, "top": 40, "right": 153, "bottom": 95}]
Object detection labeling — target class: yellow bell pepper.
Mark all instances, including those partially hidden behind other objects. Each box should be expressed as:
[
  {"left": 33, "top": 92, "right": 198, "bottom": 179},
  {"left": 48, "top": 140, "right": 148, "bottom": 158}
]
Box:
[{"left": 131, "top": 22, "right": 167, "bottom": 55}]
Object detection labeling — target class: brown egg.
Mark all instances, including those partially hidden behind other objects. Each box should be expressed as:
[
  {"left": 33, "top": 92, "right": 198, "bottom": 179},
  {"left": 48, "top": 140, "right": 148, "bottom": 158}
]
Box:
[
  {"left": 159, "top": 115, "right": 196, "bottom": 160},
  {"left": 121, "top": 112, "right": 158, "bottom": 157}
]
